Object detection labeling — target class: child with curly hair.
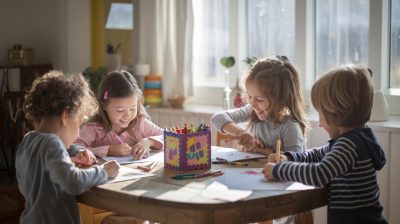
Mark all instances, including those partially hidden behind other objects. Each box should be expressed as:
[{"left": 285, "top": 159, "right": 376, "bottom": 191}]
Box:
[{"left": 16, "top": 71, "right": 120, "bottom": 224}]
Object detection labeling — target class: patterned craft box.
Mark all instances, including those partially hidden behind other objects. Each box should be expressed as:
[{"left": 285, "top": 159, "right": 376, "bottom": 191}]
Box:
[{"left": 164, "top": 129, "right": 211, "bottom": 171}]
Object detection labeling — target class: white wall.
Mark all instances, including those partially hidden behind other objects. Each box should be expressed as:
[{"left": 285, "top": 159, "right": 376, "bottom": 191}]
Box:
[{"left": 0, "top": 0, "right": 90, "bottom": 73}]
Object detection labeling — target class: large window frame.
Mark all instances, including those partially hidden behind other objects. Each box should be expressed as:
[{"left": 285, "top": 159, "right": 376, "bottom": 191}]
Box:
[{"left": 191, "top": 0, "right": 400, "bottom": 115}]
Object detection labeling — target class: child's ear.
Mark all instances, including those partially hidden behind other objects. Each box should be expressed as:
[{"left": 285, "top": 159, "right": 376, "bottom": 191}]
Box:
[{"left": 60, "top": 109, "right": 69, "bottom": 126}]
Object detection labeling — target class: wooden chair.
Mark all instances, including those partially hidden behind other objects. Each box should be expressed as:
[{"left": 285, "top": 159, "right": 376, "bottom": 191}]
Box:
[
  {"left": 216, "top": 132, "right": 232, "bottom": 146},
  {"left": 297, "top": 211, "right": 314, "bottom": 224},
  {"left": 79, "top": 203, "right": 114, "bottom": 224}
]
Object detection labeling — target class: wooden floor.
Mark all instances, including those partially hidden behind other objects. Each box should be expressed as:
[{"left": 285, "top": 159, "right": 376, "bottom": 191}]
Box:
[{"left": 0, "top": 172, "right": 23, "bottom": 224}]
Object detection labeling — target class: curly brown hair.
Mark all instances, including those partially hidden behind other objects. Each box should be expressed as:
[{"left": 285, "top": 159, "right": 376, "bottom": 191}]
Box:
[{"left": 23, "top": 71, "right": 98, "bottom": 124}]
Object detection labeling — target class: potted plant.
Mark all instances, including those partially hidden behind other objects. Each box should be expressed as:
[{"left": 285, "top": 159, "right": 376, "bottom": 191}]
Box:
[{"left": 219, "top": 56, "right": 235, "bottom": 109}]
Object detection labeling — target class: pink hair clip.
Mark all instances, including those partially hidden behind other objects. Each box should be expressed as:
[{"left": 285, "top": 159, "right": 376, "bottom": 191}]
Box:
[{"left": 103, "top": 91, "right": 108, "bottom": 100}]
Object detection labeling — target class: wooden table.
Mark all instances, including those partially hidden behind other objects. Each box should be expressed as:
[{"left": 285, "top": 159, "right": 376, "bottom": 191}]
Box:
[{"left": 78, "top": 156, "right": 328, "bottom": 224}]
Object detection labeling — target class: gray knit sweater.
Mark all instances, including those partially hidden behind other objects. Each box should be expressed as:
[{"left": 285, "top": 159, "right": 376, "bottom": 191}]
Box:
[
  {"left": 16, "top": 132, "right": 108, "bottom": 224},
  {"left": 211, "top": 104, "right": 305, "bottom": 152}
]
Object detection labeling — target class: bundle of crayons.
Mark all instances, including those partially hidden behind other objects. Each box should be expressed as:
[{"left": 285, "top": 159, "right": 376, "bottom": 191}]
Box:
[{"left": 165, "top": 123, "right": 210, "bottom": 134}]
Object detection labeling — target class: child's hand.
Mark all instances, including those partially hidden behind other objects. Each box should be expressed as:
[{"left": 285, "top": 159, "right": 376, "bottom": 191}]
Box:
[
  {"left": 132, "top": 139, "right": 150, "bottom": 160},
  {"left": 236, "top": 133, "right": 255, "bottom": 151},
  {"left": 237, "top": 134, "right": 265, "bottom": 152},
  {"left": 262, "top": 163, "right": 275, "bottom": 180},
  {"left": 79, "top": 149, "right": 97, "bottom": 165},
  {"left": 108, "top": 143, "right": 132, "bottom": 157},
  {"left": 268, "top": 153, "right": 288, "bottom": 163},
  {"left": 71, "top": 149, "right": 97, "bottom": 168},
  {"left": 102, "top": 160, "right": 120, "bottom": 178}
]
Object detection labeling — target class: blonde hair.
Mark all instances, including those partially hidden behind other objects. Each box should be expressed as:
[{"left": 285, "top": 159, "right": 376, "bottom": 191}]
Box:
[
  {"left": 242, "top": 57, "right": 308, "bottom": 135},
  {"left": 311, "top": 64, "right": 373, "bottom": 127},
  {"left": 90, "top": 70, "right": 148, "bottom": 132},
  {"left": 24, "top": 71, "right": 97, "bottom": 124}
]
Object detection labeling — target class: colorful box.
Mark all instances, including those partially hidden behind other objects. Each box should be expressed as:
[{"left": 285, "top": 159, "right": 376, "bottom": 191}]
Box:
[{"left": 164, "top": 129, "right": 211, "bottom": 171}]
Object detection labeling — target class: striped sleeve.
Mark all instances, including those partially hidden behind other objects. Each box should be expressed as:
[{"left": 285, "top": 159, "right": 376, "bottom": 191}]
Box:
[
  {"left": 273, "top": 137, "right": 358, "bottom": 187},
  {"left": 286, "top": 144, "right": 330, "bottom": 163}
]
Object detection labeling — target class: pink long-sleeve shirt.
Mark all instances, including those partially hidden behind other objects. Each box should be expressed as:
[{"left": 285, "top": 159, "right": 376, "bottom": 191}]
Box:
[{"left": 75, "top": 117, "right": 164, "bottom": 158}]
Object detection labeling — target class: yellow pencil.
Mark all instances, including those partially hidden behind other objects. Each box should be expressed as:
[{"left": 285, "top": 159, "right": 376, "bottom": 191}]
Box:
[{"left": 276, "top": 138, "right": 281, "bottom": 163}]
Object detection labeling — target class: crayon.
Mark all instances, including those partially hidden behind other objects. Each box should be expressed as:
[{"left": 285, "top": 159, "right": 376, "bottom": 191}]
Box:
[
  {"left": 225, "top": 135, "right": 240, "bottom": 143},
  {"left": 113, "top": 132, "right": 123, "bottom": 144}
]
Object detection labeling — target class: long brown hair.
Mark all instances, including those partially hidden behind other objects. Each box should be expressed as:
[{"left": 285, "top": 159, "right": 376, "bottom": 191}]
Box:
[
  {"left": 242, "top": 57, "right": 308, "bottom": 135},
  {"left": 89, "top": 70, "right": 148, "bottom": 132}
]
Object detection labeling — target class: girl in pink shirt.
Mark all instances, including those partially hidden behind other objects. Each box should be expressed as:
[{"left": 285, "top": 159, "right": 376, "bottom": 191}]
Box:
[{"left": 75, "top": 70, "right": 163, "bottom": 159}]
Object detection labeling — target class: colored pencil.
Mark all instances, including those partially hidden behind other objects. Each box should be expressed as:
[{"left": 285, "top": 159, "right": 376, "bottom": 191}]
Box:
[
  {"left": 225, "top": 135, "right": 240, "bottom": 143},
  {"left": 113, "top": 132, "right": 123, "bottom": 144},
  {"left": 276, "top": 138, "right": 281, "bottom": 163}
]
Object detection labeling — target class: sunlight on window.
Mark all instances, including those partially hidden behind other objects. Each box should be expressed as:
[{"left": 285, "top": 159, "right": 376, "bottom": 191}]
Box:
[
  {"left": 247, "top": 0, "right": 295, "bottom": 61},
  {"left": 390, "top": 0, "right": 400, "bottom": 89},
  {"left": 316, "top": 0, "right": 369, "bottom": 78},
  {"left": 105, "top": 3, "right": 133, "bottom": 30},
  {"left": 192, "top": 0, "right": 229, "bottom": 86}
]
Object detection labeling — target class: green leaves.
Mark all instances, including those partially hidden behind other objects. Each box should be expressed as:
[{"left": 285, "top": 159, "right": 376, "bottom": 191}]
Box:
[
  {"left": 243, "top": 56, "right": 259, "bottom": 67},
  {"left": 220, "top": 56, "right": 235, "bottom": 68},
  {"left": 82, "top": 66, "right": 108, "bottom": 93}
]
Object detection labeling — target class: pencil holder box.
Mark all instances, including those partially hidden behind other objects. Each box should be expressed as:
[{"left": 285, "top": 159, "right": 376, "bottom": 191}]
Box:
[{"left": 164, "top": 129, "right": 211, "bottom": 171}]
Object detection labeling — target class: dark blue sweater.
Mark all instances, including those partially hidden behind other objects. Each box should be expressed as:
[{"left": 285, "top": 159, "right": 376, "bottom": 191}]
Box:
[{"left": 273, "top": 127, "right": 387, "bottom": 223}]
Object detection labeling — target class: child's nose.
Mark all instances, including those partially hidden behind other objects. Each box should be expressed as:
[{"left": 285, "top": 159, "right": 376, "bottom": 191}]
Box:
[
  {"left": 249, "top": 99, "right": 257, "bottom": 108},
  {"left": 122, "top": 110, "right": 132, "bottom": 118}
]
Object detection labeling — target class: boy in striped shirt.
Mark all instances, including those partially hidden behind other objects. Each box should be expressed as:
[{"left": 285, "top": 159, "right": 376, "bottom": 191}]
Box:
[{"left": 263, "top": 64, "right": 387, "bottom": 224}]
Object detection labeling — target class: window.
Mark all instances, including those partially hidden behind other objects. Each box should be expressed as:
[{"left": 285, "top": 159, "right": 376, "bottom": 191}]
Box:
[
  {"left": 189, "top": 0, "right": 400, "bottom": 114},
  {"left": 192, "top": 0, "right": 295, "bottom": 87},
  {"left": 247, "top": 0, "right": 295, "bottom": 61},
  {"left": 315, "top": 0, "right": 370, "bottom": 78},
  {"left": 192, "top": 0, "right": 229, "bottom": 87},
  {"left": 390, "top": 0, "right": 400, "bottom": 89},
  {"left": 105, "top": 3, "right": 133, "bottom": 30}
]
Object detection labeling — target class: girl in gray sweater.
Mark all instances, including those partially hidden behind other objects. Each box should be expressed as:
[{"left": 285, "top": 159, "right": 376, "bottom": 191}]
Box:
[
  {"left": 211, "top": 56, "right": 308, "bottom": 156},
  {"left": 211, "top": 56, "right": 308, "bottom": 224}
]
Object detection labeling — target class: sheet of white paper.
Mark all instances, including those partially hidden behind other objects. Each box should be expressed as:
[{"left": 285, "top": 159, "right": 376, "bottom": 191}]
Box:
[
  {"left": 103, "top": 151, "right": 164, "bottom": 164},
  {"left": 212, "top": 147, "right": 267, "bottom": 162},
  {"left": 215, "top": 168, "right": 314, "bottom": 191},
  {"left": 201, "top": 181, "right": 252, "bottom": 202},
  {"left": 105, "top": 166, "right": 154, "bottom": 184}
]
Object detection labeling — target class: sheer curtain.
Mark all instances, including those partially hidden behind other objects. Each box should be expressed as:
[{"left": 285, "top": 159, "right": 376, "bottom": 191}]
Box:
[
  {"left": 247, "top": 0, "right": 295, "bottom": 61},
  {"left": 316, "top": 0, "right": 369, "bottom": 77},
  {"left": 138, "top": 0, "right": 193, "bottom": 105},
  {"left": 192, "top": 0, "right": 229, "bottom": 86},
  {"left": 390, "top": 0, "right": 400, "bottom": 89}
]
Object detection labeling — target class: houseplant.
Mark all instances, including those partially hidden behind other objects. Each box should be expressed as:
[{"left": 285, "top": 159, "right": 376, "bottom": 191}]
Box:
[
  {"left": 220, "top": 56, "right": 235, "bottom": 109},
  {"left": 82, "top": 66, "right": 108, "bottom": 94}
]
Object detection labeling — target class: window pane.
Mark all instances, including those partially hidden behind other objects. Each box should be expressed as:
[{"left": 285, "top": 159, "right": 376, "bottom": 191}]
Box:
[
  {"left": 247, "top": 0, "right": 295, "bottom": 61},
  {"left": 192, "top": 0, "right": 229, "bottom": 86},
  {"left": 316, "top": 0, "right": 369, "bottom": 78},
  {"left": 390, "top": 0, "right": 400, "bottom": 88}
]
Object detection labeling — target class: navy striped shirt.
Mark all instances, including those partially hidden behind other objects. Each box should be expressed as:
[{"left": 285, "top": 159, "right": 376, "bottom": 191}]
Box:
[{"left": 273, "top": 127, "right": 386, "bottom": 209}]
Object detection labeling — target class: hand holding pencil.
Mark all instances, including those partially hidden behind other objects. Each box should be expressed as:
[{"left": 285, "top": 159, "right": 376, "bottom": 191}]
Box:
[
  {"left": 225, "top": 132, "right": 263, "bottom": 152},
  {"left": 267, "top": 138, "right": 288, "bottom": 163},
  {"left": 275, "top": 138, "right": 281, "bottom": 162},
  {"left": 108, "top": 132, "right": 132, "bottom": 157}
]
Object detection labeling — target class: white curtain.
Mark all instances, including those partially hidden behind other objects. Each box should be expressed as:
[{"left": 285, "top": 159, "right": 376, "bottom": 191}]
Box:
[{"left": 138, "top": 0, "right": 193, "bottom": 105}]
